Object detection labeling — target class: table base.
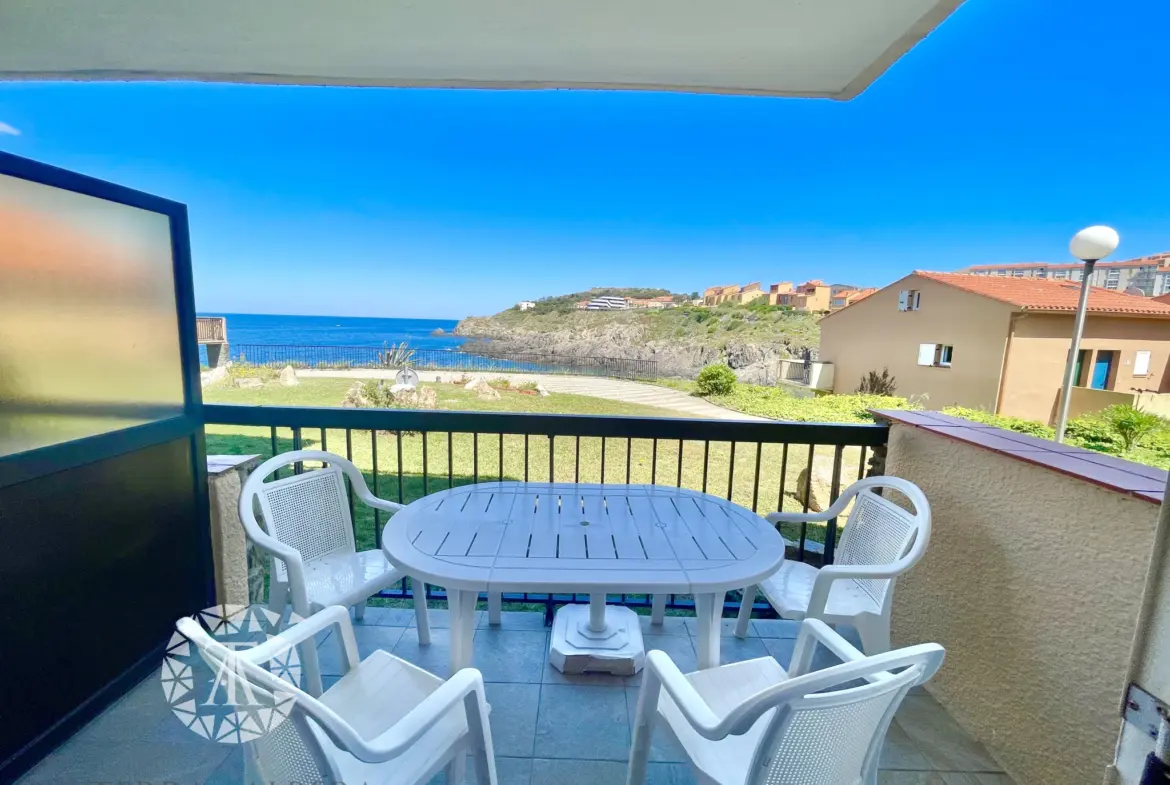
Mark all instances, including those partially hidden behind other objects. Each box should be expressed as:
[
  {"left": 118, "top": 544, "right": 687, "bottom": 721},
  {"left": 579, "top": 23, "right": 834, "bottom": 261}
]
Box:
[{"left": 549, "top": 604, "right": 645, "bottom": 676}]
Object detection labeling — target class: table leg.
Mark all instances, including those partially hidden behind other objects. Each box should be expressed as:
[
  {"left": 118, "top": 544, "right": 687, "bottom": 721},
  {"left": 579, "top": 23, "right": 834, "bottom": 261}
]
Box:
[
  {"left": 448, "top": 588, "right": 479, "bottom": 673},
  {"left": 694, "top": 592, "right": 725, "bottom": 669}
]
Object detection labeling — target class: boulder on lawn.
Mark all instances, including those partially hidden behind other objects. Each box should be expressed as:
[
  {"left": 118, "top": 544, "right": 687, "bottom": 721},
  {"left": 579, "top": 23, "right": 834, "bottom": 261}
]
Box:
[
  {"left": 200, "top": 366, "right": 228, "bottom": 387},
  {"left": 464, "top": 377, "right": 502, "bottom": 400},
  {"left": 793, "top": 452, "right": 861, "bottom": 516},
  {"left": 464, "top": 376, "right": 486, "bottom": 390},
  {"left": 233, "top": 377, "right": 264, "bottom": 389},
  {"left": 279, "top": 366, "right": 299, "bottom": 386},
  {"left": 391, "top": 386, "right": 437, "bottom": 409},
  {"left": 536, "top": 383, "right": 550, "bottom": 397},
  {"left": 389, "top": 382, "right": 415, "bottom": 393},
  {"left": 341, "top": 381, "right": 370, "bottom": 408}
]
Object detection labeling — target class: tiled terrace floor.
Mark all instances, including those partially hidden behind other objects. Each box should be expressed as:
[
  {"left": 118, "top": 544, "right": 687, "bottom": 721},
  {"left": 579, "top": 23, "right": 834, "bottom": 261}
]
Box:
[{"left": 20, "top": 609, "right": 1014, "bottom": 785}]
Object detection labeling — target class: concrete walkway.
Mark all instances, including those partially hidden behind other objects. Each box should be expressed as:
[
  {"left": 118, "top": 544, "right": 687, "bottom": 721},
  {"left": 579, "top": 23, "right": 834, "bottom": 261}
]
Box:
[{"left": 298, "top": 369, "right": 766, "bottom": 421}]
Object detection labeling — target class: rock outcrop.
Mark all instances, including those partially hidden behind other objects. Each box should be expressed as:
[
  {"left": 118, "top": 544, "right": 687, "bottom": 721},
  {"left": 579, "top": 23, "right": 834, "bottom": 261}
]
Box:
[{"left": 279, "top": 366, "right": 299, "bottom": 386}]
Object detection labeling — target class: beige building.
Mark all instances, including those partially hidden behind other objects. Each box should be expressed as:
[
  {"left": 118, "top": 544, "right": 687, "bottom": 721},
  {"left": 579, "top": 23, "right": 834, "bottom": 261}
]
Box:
[
  {"left": 737, "top": 281, "right": 766, "bottom": 305},
  {"left": 702, "top": 284, "right": 739, "bottom": 306},
  {"left": 771, "top": 279, "right": 832, "bottom": 312},
  {"left": 820, "top": 271, "right": 1170, "bottom": 422},
  {"left": 961, "top": 251, "right": 1170, "bottom": 295}
]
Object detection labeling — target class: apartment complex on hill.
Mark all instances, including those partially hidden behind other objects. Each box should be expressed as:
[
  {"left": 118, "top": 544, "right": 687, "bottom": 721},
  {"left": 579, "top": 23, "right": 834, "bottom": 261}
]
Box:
[
  {"left": 960, "top": 251, "right": 1170, "bottom": 296},
  {"left": 820, "top": 272, "right": 1170, "bottom": 422},
  {"left": 705, "top": 279, "right": 862, "bottom": 312}
]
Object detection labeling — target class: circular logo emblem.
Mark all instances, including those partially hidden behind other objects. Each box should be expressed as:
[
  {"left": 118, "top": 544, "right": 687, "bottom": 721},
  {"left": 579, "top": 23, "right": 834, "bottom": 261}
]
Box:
[{"left": 161, "top": 605, "right": 304, "bottom": 744}]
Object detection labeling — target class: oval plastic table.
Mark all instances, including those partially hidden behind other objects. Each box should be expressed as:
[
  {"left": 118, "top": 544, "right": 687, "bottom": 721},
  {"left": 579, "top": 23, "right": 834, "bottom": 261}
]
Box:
[{"left": 381, "top": 482, "right": 787, "bottom": 674}]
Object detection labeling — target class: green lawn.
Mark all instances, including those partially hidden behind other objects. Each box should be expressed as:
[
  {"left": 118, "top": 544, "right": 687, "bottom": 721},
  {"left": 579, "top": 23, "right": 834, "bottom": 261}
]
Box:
[{"left": 203, "top": 378, "right": 849, "bottom": 554}]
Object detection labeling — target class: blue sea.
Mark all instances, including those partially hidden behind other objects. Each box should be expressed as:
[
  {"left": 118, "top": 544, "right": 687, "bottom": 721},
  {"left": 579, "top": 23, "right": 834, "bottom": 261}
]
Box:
[{"left": 201, "top": 313, "right": 465, "bottom": 349}]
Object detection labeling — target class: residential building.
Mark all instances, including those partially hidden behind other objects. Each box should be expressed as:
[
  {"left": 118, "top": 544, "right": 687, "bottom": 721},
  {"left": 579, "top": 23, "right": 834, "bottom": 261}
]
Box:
[
  {"left": 772, "top": 279, "right": 832, "bottom": 312},
  {"left": 585, "top": 295, "right": 629, "bottom": 310},
  {"left": 702, "top": 284, "right": 739, "bottom": 306},
  {"left": 830, "top": 287, "right": 876, "bottom": 310},
  {"left": 767, "top": 281, "right": 794, "bottom": 305},
  {"left": 820, "top": 271, "right": 1170, "bottom": 422},
  {"left": 960, "top": 252, "right": 1170, "bottom": 295},
  {"left": 517, "top": 300, "right": 536, "bottom": 311},
  {"left": 737, "top": 282, "right": 767, "bottom": 305}
]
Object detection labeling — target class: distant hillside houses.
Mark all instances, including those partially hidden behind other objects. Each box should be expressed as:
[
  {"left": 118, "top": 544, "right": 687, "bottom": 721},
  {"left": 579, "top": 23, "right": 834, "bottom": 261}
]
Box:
[
  {"left": 585, "top": 295, "right": 630, "bottom": 310},
  {"left": 576, "top": 294, "right": 680, "bottom": 310},
  {"left": 958, "top": 251, "right": 1170, "bottom": 296},
  {"left": 703, "top": 280, "right": 866, "bottom": 312}
]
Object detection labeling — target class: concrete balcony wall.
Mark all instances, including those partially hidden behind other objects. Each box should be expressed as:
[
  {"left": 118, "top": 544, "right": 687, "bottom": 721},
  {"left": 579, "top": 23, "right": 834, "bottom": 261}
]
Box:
[{"left": 876, "top": 410, "right": 1167, "bottom": 785}]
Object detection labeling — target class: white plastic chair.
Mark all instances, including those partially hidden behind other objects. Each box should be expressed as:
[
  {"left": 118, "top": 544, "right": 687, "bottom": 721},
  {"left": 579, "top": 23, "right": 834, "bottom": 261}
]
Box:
[
  {"left": 176, "top": 606, "right": 497, "bottom": 785},
  {"left": 240, "top": 449, "right": 431, "bottom": 694},
  {"left": 627, "top": 618, "right": 944, "bottom": 785},
  {"left": 734, "top": 476, "right": 931, "bottom": 654}
]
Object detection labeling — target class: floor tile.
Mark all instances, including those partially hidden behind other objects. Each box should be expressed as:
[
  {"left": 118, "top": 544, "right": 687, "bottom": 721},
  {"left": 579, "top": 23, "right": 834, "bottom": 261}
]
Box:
[
  {"left": 485, "top": 682, "right": 541, "bottom": 757},
  {"left": 393, "top": 626, "right": 456, "bottom": 679},
  {"left": 473, "top": 630, "right": 550, "bottom": 683},
  {"left": 316, "top": 624, "right": 407, "bottom": 676},
  {"left": 427, "top": 754, "right": 533, "bottom": 785},
  {"left": 18, "top": 740, "right": 231, "bottom": 784},
  {"left": 639, "top": 615, "right": 690, "bottom": 636},
  {"left": 877, "top": 773, "right": 947, "bottom": 784},
  {"left": 683, "top": 617, "right": 756, "bottom": 637},
  {"left": 939, "top": 775, "right": 1015, "bottom": 784},
  {"left": 531, "top": 758, "right": 626, "bottom": 785},
  {"left": 480, "top": 611, "right": 550, "bottom": 631},
  {"left": 751, "top": 618, "right": 802, "bottom": 639},
  {"left": 625, "top": 688, "right": 689, "bottom": 763},
  {"left": 647, "top": 763, "right": 698, "bottom": 785},
  {"left": 363, "top": 605, "right": 418, "bottom": 626},
  {"left": 629, "top": 635, "right": 699, "bottom": 685},
  {"left": 762, "top": 636, "right": 797, "bottom": 669},
  {"left": 895, "top": 695, "right": 1003, "bottom": 773},
  {"left": 412, "top": 608, "right": 485, "bottom": 629},
  {"left": 534, "top": 685, "right": 631, "bottom": 761},
  {"left": 880, "top": 722, "right": 933, "bottom": 771},
  {"left": 70, "top": 678, "right": 173, "bottom": 744},
  {"left": 716, "top": 634, "right": 771, "bottom": 665},
  {"left": 202, "top": 747, "right": 244, "bottom": 784}
]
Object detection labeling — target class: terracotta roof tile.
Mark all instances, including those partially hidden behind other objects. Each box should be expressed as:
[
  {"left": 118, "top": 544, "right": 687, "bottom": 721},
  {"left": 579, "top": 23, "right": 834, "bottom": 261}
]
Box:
[{"left": 914, "top": 271, "right": 1170, "bottom": 316}]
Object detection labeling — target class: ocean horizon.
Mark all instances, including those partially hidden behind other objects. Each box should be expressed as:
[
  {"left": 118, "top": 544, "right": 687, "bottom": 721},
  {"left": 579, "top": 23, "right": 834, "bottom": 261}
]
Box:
[{"left": 198, "top": 312, "right": 466, "bottom": 350}]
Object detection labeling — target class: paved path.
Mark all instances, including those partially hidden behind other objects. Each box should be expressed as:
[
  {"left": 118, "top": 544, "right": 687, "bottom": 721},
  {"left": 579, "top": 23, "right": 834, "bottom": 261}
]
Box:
[{"left": 298, "top": 369, "right": 766, "bottom": 421}]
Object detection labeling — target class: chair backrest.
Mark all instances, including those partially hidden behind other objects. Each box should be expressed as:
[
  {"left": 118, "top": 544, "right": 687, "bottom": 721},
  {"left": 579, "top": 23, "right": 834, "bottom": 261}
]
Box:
[
  {"left": 176, "top": 616, "right": 350, "bottom": 783},
  {"left": 834, "top": 477, "right": 931, "bottom": 610},
  {"left": 745, "top": 642, "right": 943, "bottom": 785},
  {"left": 241, "top": 451, "right": 359, "bottom": 582}
]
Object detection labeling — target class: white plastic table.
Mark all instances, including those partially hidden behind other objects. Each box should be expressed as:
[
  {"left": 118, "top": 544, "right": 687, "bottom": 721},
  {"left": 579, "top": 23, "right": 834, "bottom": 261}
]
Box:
[{"left": 381, "top": 482, "right": 787, "bottom": 673}]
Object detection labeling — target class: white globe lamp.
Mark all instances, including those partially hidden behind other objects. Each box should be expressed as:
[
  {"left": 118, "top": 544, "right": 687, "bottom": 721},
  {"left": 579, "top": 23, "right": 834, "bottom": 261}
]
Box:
[
  {"left": 1069, "top": 225, "right": 1120, "bottom": 262},
  {"left": 1055, "top": 225, "right": 1121, "bottom": 443}
]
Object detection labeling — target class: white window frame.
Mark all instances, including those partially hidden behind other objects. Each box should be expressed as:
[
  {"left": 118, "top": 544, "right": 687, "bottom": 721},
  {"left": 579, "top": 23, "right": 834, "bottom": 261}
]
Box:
[
  {"left": 917, "top": 343, "right": 953, "bottom": 368},
  {"left": 1134, "top": 350, "right": 1152, "bottom": 377}
]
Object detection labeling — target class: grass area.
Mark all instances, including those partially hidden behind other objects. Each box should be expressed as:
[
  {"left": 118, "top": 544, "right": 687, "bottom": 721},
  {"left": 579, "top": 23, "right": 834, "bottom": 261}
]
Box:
[
  {"left": 652, "top": 378, "right": 914, "bottom": 425},
  {"left": 203, "top": 378, "right": 851, "bottom": 555}
]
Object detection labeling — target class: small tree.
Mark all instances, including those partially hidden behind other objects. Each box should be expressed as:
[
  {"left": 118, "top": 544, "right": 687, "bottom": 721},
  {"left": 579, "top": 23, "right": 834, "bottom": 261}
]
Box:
[
  {"left": 696, "top": 363, "right": 737, "bottom": 396},
  {"left": 856, "top": 368, "right": 897, "bottom": 396},
  {"left": 1100, "top": 404, "right": 1163, "bottom": 452}
]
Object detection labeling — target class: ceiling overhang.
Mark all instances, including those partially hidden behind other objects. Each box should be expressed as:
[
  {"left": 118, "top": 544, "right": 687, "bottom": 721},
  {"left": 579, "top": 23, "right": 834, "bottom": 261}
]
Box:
[{"left": 0, "top": 0, "right": 964, "bottom": 99}]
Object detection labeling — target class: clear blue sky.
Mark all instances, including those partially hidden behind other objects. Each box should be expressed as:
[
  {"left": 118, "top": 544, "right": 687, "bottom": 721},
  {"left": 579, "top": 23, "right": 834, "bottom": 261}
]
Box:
[{"left": 1, "top": 0, "right": 1167, "bottom": 320}]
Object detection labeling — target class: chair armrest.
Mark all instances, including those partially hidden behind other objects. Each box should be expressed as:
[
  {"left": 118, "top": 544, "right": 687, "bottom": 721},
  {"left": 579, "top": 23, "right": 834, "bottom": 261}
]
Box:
[
  {"left": 787, "top": 619, "right": 866, "bottom": 677},
  {"left": 640, "top": 650, "right": 724, "bottom": 739},
  {"left": 764, "top": 486, "right": 855, "bottom": 525},
  {"left": 345, "top": 668, "right": 489, "bottom": 763},
  {"left": 805, "top": 562, "right": 912, "bottom": 618},
  {"left": 243, "top": 605, "right": 359, "bottom": 672}
]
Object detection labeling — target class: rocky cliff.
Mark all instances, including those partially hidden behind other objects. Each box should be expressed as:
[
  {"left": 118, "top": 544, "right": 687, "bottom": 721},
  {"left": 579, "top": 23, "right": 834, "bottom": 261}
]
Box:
[{"left": 455, "top": 307, "right": 819, "bottom": 382}]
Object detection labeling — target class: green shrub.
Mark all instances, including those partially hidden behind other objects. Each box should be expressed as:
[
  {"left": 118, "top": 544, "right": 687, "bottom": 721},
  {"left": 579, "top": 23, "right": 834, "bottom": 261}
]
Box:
[
  {"left": 1100, "top": 404, "right": 1164, "bottom": 452},
  {"left": 514, "top": 381, "right": 538, "bottom": 391},
  {"left": 942, "top": 407, "right": 1054, "bottom": 438},
  {"left": 696, "top": 363, "right": 738, "bottom": 396},
  {"left": 856, "top": 368, "right": 897, "bottom": 396},
  {"left": 708, "top": 384, "right": 918, "bottom": 423},
  {"left": 227, "top": 364, "right": 279, "bottom": 382},
  {"left": 1063, "top": 414, "right": 1121, "bottom": 453}
]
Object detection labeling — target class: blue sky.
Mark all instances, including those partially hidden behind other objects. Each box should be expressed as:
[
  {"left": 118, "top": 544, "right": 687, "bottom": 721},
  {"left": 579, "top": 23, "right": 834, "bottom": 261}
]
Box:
[{"left": 0, "top": 0, "right": 1167, "bottom": 320}]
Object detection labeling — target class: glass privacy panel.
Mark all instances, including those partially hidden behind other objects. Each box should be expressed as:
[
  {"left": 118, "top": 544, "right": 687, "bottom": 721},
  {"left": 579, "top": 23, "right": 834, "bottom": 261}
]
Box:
[{"left": 0, "top": 173, "right": 184, "bottom": 457}]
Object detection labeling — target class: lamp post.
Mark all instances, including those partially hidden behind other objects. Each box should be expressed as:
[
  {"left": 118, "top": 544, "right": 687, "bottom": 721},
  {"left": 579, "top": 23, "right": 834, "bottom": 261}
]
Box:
[{"left": 1054, "top": 225, "right": 1120, "bottom": 442}]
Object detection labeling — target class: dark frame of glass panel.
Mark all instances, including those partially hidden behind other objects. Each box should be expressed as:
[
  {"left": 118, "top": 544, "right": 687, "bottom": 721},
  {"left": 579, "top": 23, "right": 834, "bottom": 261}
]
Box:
[{"left": 0, "top": 151, "right": 212, "bottom": 779}]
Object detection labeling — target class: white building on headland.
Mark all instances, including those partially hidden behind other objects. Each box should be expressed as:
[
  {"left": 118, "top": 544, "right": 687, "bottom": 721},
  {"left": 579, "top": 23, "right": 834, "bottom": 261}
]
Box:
[
  {"left": 517, "top": 301, "right": 536, "bottom": 311},
  {"left": 586, "top": 296, "right": 629, "bottom": 310}
]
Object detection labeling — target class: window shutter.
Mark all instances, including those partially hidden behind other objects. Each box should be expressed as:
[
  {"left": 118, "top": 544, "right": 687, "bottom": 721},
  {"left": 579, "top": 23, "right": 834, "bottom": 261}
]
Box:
[
  {"left": 913, "top": 291, "right": 921, "bottom": 310},
  {"left": 918, "top": 344, "right": 936, "bottom": 366},
  {"left": 1135, "top": 350, "right": 1152, "bottom": 376},
  {"left": 898, "top": 290, "right": 909, "bottom": 311}
]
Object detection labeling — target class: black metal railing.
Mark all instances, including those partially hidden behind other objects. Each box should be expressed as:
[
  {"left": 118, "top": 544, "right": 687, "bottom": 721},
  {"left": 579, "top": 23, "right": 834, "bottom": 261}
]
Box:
[
  {"left": 205, "top": 404, "right": 886, "bottom": 619},
  {"left": 231, "top": 344, "right": 657, "bottom": 381}
]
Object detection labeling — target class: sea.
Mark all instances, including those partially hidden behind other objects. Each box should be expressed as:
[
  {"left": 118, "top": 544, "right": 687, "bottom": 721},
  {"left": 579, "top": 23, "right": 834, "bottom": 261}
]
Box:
[{"left": 197, "top": 312, "right": 466, "bottom": 366}]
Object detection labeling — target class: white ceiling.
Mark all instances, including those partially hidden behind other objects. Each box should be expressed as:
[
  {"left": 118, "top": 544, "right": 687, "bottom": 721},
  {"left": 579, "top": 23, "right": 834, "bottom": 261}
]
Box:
[{"left": 0, "top": 0, "right": 963, "bottom": 99}]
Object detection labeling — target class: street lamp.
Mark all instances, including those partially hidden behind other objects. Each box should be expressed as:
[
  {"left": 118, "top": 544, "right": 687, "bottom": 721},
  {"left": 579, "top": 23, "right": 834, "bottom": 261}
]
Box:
[{"left": 1054, "top": 225, "right": 1120, "bottom": 442}]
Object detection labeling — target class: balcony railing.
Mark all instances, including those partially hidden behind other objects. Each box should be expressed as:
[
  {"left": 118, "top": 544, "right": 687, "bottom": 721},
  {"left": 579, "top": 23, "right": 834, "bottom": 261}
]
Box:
[
  {"left": 232, "top": 343, "right": 657, "bottom": 380},
  {"left": 206, "top": 404, "right": 886, "bottom": 618}
]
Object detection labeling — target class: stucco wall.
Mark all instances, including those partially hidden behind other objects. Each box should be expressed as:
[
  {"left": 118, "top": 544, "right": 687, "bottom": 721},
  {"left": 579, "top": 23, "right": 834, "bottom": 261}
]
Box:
[
  {"left": 1066, "top": 386, "right": 1136, "bottom": 419},
  {"left": 999, "top": 313, "right": 1170, "bottom": 422},
  {"left": 819, "top": 275, "right": 1015, "bottom": 408},
  {"left": 885, "top": 425, "right": 1159, "bottom": 785}
]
